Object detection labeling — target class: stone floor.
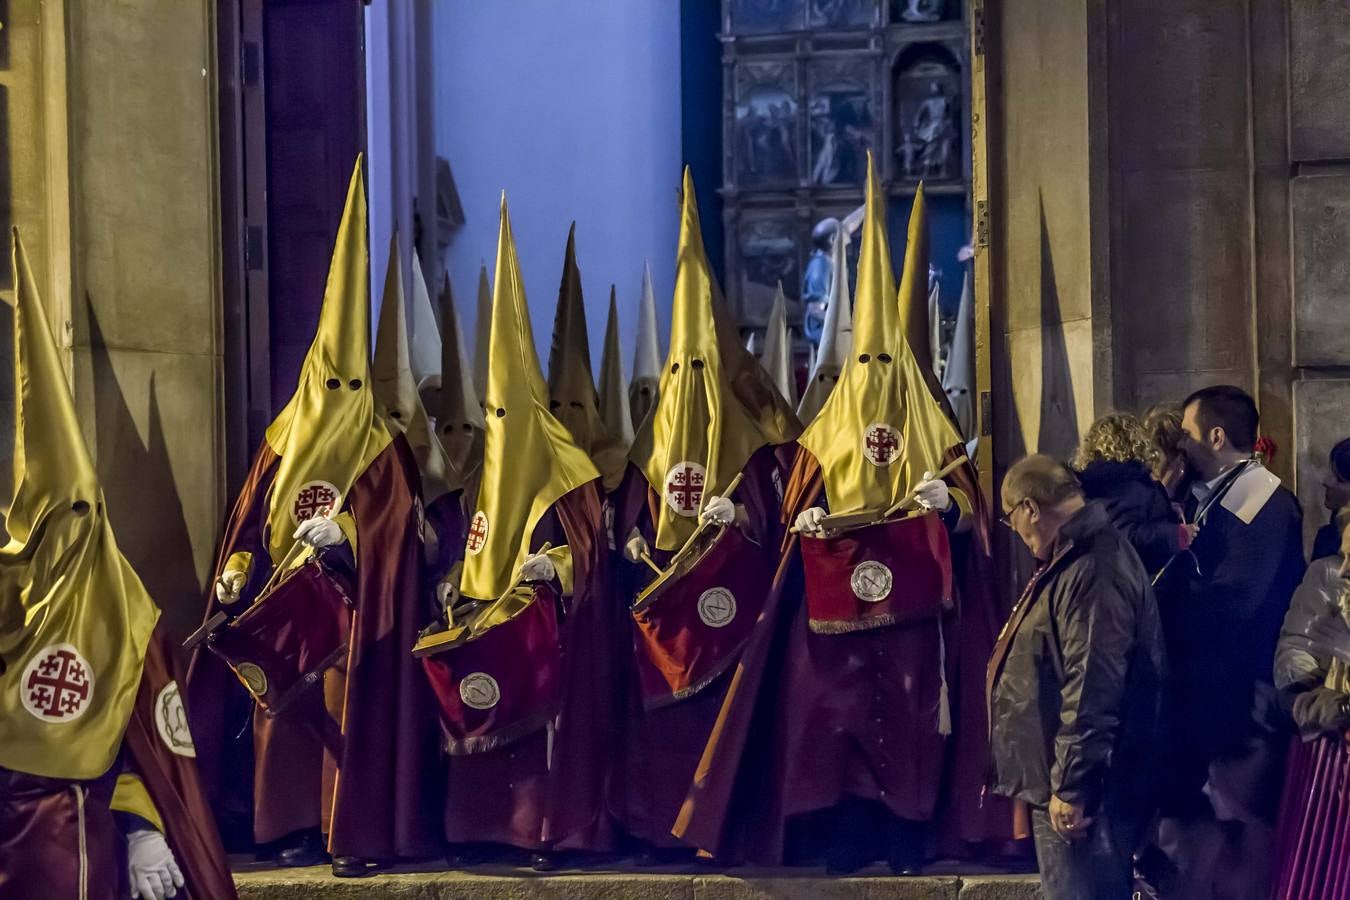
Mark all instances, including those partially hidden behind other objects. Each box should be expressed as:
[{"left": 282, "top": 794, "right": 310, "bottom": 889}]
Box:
[{"left": 233, "top": 863, "right": 1043, "bottom": 899}]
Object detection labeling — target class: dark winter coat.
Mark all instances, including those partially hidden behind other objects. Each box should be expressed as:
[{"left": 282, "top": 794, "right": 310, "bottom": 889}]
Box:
[
  {"left": 988, "top": 502, "right": 1165, "bottom": 813},
  {"left": 1076, "top": 459, "right": 1182, "bottom": 575}
]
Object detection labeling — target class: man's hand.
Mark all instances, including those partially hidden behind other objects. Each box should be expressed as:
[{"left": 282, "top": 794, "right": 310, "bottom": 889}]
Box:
[
  {"left": 914, "top": 471, "right": 952, "bottom": 512},
  {"left": 215, "top": 570, "right": 246, "bottom": 605},
  {"left": 794, "top": 506, "right": 826, "bottom": 536},
  {"left": 293, "top": 515, "right": 344, "bottom": 549},
  {"left": 518, "top": 552, "right": 555, "bottom": 583},
  {"left": 700, "top": 495, "right": 737, "bottom": 526},
  {"left": 127, "top": 829, "right": 184, "bottom": 900},
  {"left": 1048, "top": 795, "right": 1094, "bottom": 841},
  {"left": 623, "top": 529, "right": 650, "bottom": 563}
]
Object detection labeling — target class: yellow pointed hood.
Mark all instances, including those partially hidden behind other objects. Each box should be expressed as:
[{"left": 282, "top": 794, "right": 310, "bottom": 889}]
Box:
[
  {"left": 263, "top": 157, "right": 392, "bottom": 562},
  {"left": 896, "top": 184, "right": 958, "bottom": 423},
  {"left": 797, "top": 222, "right": 853, "bottom": 423},
  {"left": 799, "top": 155, "right": 962, "bottom": 514},
  {"left": 0, "top": 229, "right": 158, "bottom": 779},
  {"left": 546, "top": 225, "right": 628, "bottom": 491},
  {"left": 631, "top": 169, "right": 797, "bottom": 550},
  {"left": 460, "top": 198, "right": 600, "bottom": 600},
  {"left": 598, "top": 285, "right": 635, "bottom": 449},
  {"left": 436, "top": 271, "right": 486, "bottom": 497},
  {"left": 372, "top": 231, "right": 454, "bottom": 504}
]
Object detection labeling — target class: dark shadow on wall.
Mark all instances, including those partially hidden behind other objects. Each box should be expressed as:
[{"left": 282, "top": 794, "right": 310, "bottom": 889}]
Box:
[
  {"left": 87, "top": 301, "right": 202, "bottom": 640},
  {"left": 1036, "top": 194, "right": 1079, "bottom": 461}
]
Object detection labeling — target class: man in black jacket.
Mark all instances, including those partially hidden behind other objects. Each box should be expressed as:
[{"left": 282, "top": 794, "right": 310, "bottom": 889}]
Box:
[
  {"left": 989, "top": 455, "right": 1165, "bottom": 900},
  {"left": 1149, "top": 385, "right": 1304, "bottom": 899}
]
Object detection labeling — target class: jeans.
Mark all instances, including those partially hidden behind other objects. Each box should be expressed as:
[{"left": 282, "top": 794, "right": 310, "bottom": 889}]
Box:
[{"left": 1031, "top": 798, "right": 1145, "bottom": 900}]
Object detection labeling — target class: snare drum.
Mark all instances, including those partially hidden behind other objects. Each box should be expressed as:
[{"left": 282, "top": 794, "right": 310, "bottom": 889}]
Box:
[{"left": 195, "top": 555, "right": 354, "bottom": 716}]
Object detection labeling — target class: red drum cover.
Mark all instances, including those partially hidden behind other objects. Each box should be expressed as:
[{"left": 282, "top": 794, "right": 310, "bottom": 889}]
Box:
[
  {"left": 421, "top": 584, "right": 562, "bottom": 755},
  {"left": 630, "top": 526, "right": 771, "bottom": 710},
  {"left": 204, "top": 556, "right": 354, "bottom": 715},
  {"left": 800, "top": 512, "right": 951, "bottom": 634}
]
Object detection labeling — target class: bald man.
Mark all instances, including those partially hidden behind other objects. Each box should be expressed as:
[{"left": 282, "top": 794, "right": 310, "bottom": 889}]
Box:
[{"left": 988, "top": 455, "right": 1165, "bottom": 900}]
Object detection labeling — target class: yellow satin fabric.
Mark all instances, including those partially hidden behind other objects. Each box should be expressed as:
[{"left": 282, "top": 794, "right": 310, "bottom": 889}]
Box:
[
  {"left": 262, "top": 157, "right": 392, "bottom": 565},
  {"left": 798, "top": 156, "right": 963, "bottom": 515},
  {"left": 0, "top": 230, "right": 158, "bottom": 780}
]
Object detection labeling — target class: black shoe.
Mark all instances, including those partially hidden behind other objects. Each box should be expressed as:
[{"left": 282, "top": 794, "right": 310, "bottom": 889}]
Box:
[
  {"left": 884, "top": 816, "right": 925, "bottom": 877},
  {"left": 331, "top": 856, "right": 380, "bottom": 878},
  {"left": 530, "top": 851, "right": 560, "bottom": 872},
  {"left": 274, "top": 829, "right": 327, "bottom": 868}
]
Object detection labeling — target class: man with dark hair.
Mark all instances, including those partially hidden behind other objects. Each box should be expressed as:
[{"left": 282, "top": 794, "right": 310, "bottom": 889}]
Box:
[
  {"left": 989, "top": 454, "right": 1165, "bottom": 899},
  {"left": 1147, "top": 385, "right": 1305, "bottom": 899}
]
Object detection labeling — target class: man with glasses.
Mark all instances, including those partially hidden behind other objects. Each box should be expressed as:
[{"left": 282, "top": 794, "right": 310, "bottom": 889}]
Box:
[{"left": 989, "top": 455, "right": 1165, "bottom": 899}]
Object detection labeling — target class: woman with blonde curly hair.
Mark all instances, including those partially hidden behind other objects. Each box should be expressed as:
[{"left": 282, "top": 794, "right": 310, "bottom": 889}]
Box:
[
  {"left": 1072, "top": 412, "right": 1190, "bottom": 575},
  {"left": 1142, "top": 403, "right": 1188, "bottom": 500}
]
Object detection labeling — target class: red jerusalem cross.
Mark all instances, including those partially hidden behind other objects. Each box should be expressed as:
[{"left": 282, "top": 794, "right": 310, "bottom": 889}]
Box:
[
  {"left": 27, "top": 649, "right": 91, "bottom": 719},
  {"left": 466, "top": 513, "right": 488, "bottom": 552},
  {"left": 294, "top": 484, "right": 338, "bottom": 522},
  {"left": 866, "top": 427, "right": 899, "bottom": 464},
  {"left": 667, "top": 465, "right": 705, "bottom": 513}
]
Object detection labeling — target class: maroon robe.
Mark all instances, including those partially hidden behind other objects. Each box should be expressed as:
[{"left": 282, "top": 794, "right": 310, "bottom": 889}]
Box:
[
  {"left": 1272, "top": 734, "right": 1350, "bottom": 898},
  {"left": 1, "top": 627, "right": 237, "bottom": 900},
  {"left": 440, "top": 481, "right": 618, "bottom": 851},
  {"left": 187, "top": 436, "right": 442, "bottom": 861},
  {"left": 610, "top": 446, "right": 785, "bottom": 848},
  {"left": 674, "top": 446, "right": 1017, "bottom": 862}
]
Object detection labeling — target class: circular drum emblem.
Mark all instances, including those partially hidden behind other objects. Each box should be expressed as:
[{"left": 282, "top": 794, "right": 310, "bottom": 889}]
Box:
[
  {"left": 698, "top": 587, "right": 737, "bottom": 629},
  {"left": 862, "top": 423, "right": 903, "bottom": 467},
  {"left": 466, "top": 511, "right": 490, "bottom": 556},
  {"left": 21, "top": 644, "right": 94, "bottom": 723},
  {"left": 235, "top": 662, "right": 269, "bottom": 698},
  {"left": 459, "top": 672, "right": 501, "bottom": 711},
  {"left": 664, "top": 461, "right": 707, "bottom": 518},
  {"left": 291, "top": 480, "right": 341, "bottom": 526},
  {"left": 154, "top": 681, "right": 196, "bottom": 758},
  {"left": 851, "top": 561, "right": 894, "bottom": 603}
]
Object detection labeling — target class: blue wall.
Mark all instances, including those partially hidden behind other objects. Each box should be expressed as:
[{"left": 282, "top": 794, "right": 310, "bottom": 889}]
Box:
[{"left": 432, "top": 1, "right": 684, "bottom": 369}]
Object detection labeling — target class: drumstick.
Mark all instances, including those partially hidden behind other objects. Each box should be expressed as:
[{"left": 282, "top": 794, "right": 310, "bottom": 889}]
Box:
[{"left": 638, "top": 551, "right": 662, "bottom": 575}]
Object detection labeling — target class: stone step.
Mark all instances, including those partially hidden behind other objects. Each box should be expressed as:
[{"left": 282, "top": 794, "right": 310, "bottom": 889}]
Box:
[{"left": 234, "top": 865, "right": 1043, "bottom": 900}]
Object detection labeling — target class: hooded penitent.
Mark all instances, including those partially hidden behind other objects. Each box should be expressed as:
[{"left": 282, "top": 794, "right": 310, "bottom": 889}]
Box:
[
  {"left": 261, "top": 163, "right": 392, "bottom": 564},
  {"left": 798, "top": 163, "right": 963, "bottom": 516},
  {"left": 436, "top": 270, "right": 486, "bottom": 498},
  {"left": 408, "top": 250, "right": 441, "bottom": 383},
  {"left": 943, "top": 267, "right": 975, "bottom": 441},
  {"left": 459, "top": 198, "right": 600, "bottom": 602},
  {"left": 797, "top": 220, "right": 853, "bottom": 425},
  {"left": 373, "top": 232, "right": 455, "bottom": 505},
  {"left": 630, "top": 169, "right": 799, "bottom": 552},
  {"left": 473, "top": 263, "right": 492, "bottom": 410},
  {"left": 630, "top": 263, "right": 662, "bottom": 431},
  {"left": 598, "top": 285, "right": 635, "bottom": 450},
  {"left": 0, "top": 229, "right": 159, "bottom": 781},
  {"left": 896, "top": 184, "right": 958, "bottom": 426},
  {"left": 547, "top": 225, "right": 629, "bottom": 491}
]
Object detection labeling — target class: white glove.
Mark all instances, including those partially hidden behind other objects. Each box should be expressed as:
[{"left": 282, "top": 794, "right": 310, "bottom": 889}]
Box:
[
  {"left": 794, "top": 506, "right": 826, "bottom": 536},
  {"left": 700, "top": 495, "right": 736, "bottom": 526},
  {"left": 293, "top": 515, "right": 344, "bottom": 549},
  {"left": 127, "top": 829, "right": 184, "bottom": 900},
  {"left": 215, "top": 570, "right": 246, "bottom": 605},
  {"left": 435, "top": 580, "right": 459, "bottom": 611},
  {"left": 518, "top": 552, "right": 555, "bottom": 583},
  {"left": 623, "top": 529, "right": 650, "bottom": 563},
  {"left": 914, "top": 471, "right": 952, "bottom": 512}
]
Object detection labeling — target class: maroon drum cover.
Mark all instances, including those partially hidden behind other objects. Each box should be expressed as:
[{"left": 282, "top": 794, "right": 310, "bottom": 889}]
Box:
[
  {"left": 630, "top": 525, "right": 771, "bottom": 710},
  {"left": 203, "top": 556, "right": 354, "bottom": 715},
  {"left": 421, "top": 583, "right": 562, "bottom": 755},
  {"left": 799, "top": 512, "right": 951, "bottom": 634}
]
